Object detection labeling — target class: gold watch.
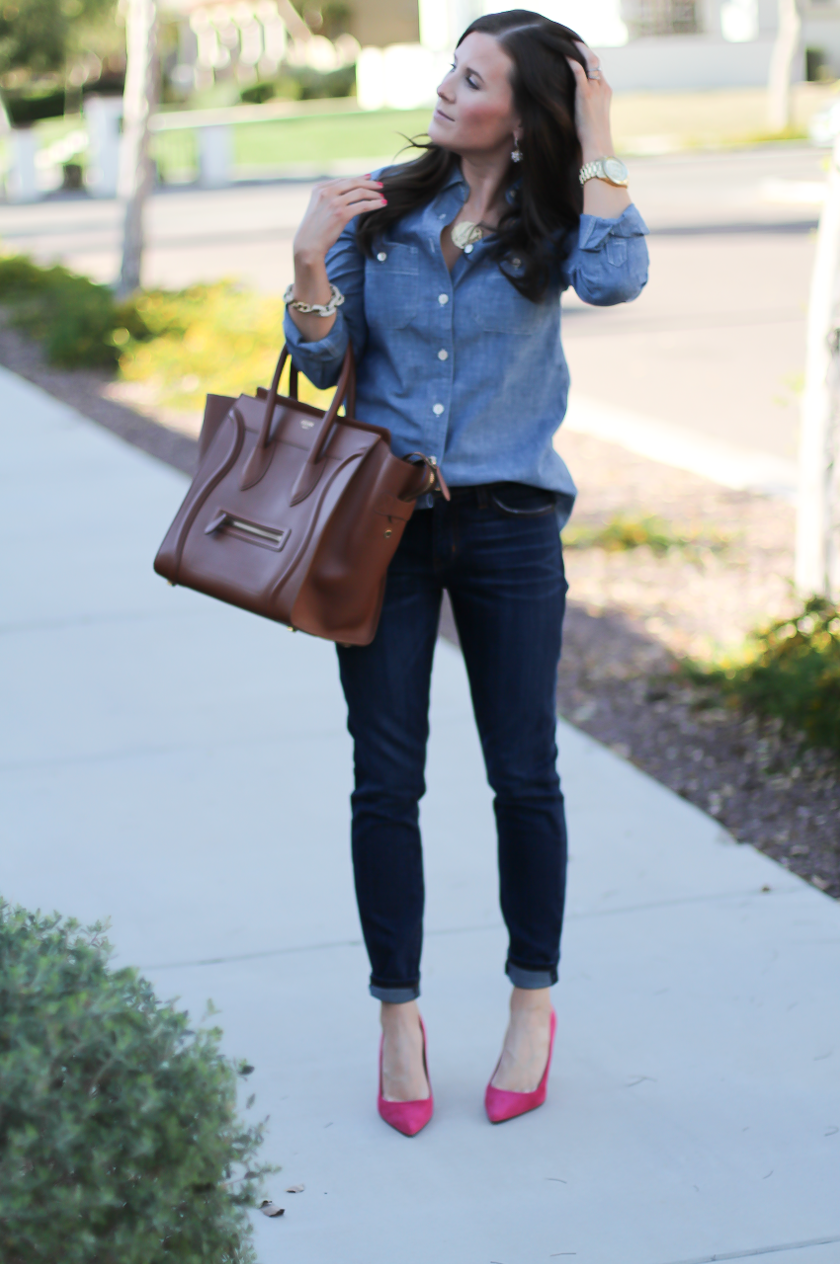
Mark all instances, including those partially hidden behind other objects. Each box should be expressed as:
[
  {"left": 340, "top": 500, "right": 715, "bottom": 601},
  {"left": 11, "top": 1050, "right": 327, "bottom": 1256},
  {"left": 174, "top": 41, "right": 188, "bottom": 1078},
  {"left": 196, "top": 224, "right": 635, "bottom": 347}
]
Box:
[{"left": 579, "top": 156, "right": 629, "bottom": 187}]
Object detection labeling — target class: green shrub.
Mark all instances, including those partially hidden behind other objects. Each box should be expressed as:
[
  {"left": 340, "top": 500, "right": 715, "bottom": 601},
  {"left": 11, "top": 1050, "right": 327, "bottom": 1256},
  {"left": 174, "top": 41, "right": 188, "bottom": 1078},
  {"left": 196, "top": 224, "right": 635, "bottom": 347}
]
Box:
[
  {"left": 0, "top": 255, "right": 333, "bottom": 412},
  {"left": 115, "top": 281, "right": 333, "bottom": 412},
  {"left": 563, "top": 513, "right": 729, "bottom": 557},
  {"left": 0, "top": 902, "right": 273, "bottom": 1264},
  {"left": 0, "top": 256, "right": 149, "bottom": 368},
  {"left": 686, "top": 596, "right": 840, "bottom": 754},
  {"left": 0, "top": 86, "right": 67, "bottom": 125},
  {"left": 117, "top": 282, "right": 289, "bottom": 412},
  {"left": 239, "top": 63, "right": 356, "bottom": 104},
  {"left": 239, "top": 79, "right": 285, "bottom": 105}
]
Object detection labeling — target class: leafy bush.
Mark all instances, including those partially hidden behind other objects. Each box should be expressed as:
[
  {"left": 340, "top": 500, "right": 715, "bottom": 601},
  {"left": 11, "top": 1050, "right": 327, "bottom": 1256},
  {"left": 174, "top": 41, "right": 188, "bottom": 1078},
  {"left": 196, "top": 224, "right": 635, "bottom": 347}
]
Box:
[
  {"left": 0, "top": 255, "right": 333, "bottom": 412},
  {"left": 118, "top": 282, "right": 288, "bottom": 412},
  {"left": 117, "top": 281, "right": 333, "bottom": 413},
  {"left": 0, "top": 86, "right": 67, "bottom": 125},
  {"left": 563, "top": 513, "right": 729, "bottom": 557},
  {"left": 0, "top": 256, "right": 147, "bottom": 367},
  {"left": 0, "top": 0, "right": 117, "bottom": 80},
  {"left": 686, "top": 596, "right": 840, "bottom": 754},
  {"left": 239, "top": 63, "right": 356, "bottom": 104},
  {"left": 0, "top": 902, "right": 273, "bottom": 1264}
]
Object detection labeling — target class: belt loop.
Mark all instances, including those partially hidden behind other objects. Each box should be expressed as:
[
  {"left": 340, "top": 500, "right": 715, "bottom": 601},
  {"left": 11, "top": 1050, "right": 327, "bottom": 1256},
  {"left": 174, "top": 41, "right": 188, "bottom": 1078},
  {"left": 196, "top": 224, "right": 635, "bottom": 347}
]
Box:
[{"left": 477, "top": 486, "right": 489, "bottom": 509}]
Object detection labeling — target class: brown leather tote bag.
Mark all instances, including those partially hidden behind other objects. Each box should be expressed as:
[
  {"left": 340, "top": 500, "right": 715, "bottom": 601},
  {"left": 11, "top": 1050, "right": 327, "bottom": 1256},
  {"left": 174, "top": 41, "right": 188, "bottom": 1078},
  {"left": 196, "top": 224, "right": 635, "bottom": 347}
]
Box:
[{"left": 154, "top": 344, "right": 446, "bottom": 646}]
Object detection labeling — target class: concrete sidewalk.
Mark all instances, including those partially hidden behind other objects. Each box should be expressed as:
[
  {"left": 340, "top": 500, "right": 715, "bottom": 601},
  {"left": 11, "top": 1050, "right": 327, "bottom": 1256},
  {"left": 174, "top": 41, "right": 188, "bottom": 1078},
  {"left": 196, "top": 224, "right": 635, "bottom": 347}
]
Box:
[{"left": 2, "top": 365, "right": 839, "bottom": 1264}]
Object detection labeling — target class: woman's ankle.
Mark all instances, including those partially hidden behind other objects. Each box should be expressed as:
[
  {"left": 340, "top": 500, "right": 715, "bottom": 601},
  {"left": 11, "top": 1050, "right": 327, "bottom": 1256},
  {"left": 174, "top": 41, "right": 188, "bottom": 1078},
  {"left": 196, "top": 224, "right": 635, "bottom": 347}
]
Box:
[
  {"left": 509, "top": 985, "right": 552, "bottom": 1016},
  {"left": 379, "top": 1001, "right": 428, "bottom": 1101},
  {"left": 380, "top": 998, "right": 421, "bottom": 1031}
]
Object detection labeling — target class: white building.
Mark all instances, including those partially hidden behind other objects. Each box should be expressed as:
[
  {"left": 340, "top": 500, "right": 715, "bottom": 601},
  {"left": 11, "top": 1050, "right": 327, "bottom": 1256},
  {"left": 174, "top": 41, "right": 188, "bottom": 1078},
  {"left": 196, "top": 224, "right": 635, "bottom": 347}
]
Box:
[{"left": 357, "top": 0, "right": 840, "bottom": 108}]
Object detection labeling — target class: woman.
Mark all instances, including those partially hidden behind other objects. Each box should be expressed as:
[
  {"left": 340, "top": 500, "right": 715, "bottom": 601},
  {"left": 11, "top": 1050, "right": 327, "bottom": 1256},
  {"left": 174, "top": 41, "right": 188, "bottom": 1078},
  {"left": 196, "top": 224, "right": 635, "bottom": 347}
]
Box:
[{"left": 283, "top": 9, "right": 648, "bottom": 1135}]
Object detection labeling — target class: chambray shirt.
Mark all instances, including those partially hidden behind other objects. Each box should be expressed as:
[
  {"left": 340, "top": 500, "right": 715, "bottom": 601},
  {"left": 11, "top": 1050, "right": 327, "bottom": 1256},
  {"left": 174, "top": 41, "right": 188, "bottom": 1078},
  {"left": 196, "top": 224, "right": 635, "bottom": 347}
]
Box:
[{"left": 283, "top": 163, "right": 649, "bottom": 526}]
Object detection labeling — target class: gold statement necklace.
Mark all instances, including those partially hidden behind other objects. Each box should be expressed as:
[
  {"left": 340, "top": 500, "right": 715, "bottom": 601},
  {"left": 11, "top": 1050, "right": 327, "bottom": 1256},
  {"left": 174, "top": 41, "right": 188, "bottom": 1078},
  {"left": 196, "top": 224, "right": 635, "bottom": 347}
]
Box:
[{"left": 450, "top": 220, "right": 485, "bottom": 251}]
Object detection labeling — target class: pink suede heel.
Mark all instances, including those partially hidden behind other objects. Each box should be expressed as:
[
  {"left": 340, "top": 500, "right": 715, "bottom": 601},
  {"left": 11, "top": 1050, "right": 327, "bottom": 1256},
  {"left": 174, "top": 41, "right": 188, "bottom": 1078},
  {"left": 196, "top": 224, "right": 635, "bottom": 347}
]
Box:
[
  {"left": 484, "top": 1008, "right": 557, "bottom": 1124},
  {"left": 377, "top": 1016, "right": 434, "bottom": 1137}
]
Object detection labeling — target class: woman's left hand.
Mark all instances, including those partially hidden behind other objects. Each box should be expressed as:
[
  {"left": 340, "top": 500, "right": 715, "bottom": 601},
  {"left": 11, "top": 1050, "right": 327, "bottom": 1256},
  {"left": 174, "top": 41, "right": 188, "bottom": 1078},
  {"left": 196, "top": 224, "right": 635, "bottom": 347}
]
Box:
[
  {"left": 566, "top": 42, "right": 631, "bottom": 218},
  {"left": 566, "top": 42, "right": 614, "bottom": 163}
]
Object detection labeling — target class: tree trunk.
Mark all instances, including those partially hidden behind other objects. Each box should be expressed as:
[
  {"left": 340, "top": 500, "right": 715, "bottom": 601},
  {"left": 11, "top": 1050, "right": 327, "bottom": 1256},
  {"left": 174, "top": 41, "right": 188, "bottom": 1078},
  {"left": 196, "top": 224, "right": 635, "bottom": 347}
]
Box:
[
  {"left": 767, "top": 0, "right": 801, "bottom": 134},
  {"left": 275, "top": 0, "right": 311, "bottom": 42},
  {"left": 795, "top": 135, "right": 840, "bottom": 599},
  {"left": 117, "top": 0, "right": 158, "bottom": 297}
]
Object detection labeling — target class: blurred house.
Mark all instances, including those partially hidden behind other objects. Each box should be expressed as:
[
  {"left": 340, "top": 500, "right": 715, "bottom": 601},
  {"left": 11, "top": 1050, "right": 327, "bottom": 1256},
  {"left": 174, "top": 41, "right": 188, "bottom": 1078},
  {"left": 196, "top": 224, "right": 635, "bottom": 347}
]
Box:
[{"left": 357, "top": 0, "right": 840, "bottom": 106}]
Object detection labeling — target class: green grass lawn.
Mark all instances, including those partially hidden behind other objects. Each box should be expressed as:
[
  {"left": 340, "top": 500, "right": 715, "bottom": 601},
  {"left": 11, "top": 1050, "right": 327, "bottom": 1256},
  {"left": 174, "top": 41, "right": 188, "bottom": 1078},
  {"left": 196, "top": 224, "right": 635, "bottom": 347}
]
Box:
[
  {"left": 7, "top": 82, "right": 835, "bottom": 184},
  {"left": 235, "top": 107, "right": 431, "bottom": 166},
  {"left": 0, "top": 106, "right": 432, "bottom": 181},
  {"left": 152, "top": 107, "right": 432, "bottom": 179}
]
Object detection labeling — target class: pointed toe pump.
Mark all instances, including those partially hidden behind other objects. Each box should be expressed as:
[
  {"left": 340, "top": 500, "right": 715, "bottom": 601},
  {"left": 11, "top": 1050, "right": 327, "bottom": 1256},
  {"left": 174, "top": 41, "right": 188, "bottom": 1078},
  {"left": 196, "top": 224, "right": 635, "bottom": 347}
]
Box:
[
  {"left": 377, "top": 1017, "right": 434, "bottom": 1137},
  {"left": 485, "top": 1008, "right": 557, "bottom": 1125}
]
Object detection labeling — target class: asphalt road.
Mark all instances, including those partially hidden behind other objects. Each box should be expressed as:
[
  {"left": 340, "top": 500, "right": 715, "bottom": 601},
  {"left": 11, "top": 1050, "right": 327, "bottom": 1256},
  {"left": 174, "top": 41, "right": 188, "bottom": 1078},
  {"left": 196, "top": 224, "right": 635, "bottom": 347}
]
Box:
[{"left": 0, "top": 143, "right": 826, "bottom": 464}]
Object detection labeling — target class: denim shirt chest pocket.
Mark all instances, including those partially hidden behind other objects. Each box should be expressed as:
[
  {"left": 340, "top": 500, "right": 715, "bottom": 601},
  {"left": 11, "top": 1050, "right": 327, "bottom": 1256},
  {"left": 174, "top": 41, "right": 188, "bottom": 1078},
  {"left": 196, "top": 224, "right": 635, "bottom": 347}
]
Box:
[
  {"left": 365, "top": 241, "right": 420, "bottom": 330},
  {"left": 470, "top": 266, "right": 544, "bottom": 336}
]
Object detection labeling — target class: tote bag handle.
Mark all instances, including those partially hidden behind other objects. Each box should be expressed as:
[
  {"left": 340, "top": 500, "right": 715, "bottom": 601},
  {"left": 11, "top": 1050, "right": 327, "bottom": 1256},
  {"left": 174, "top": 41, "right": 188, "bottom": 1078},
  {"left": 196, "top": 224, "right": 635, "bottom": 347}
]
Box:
[{"left": 240, "top": 344, "right": 356, "bottom": 496}]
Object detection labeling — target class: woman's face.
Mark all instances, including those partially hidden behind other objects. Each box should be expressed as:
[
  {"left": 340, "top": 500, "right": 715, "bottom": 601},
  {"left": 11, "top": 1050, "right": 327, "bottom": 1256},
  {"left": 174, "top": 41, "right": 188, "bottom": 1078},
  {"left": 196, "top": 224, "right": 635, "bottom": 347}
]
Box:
[{"left": 428, "top": 32, "right": 521, "bottom": 158}]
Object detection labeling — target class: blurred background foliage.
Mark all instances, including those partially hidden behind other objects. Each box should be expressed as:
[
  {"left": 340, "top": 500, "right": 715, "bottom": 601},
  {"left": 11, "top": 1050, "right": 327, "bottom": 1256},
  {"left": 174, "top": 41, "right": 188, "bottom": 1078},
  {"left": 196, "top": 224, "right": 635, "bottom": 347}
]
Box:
[
  {"left": 238, "top": 61, "right": 356, "bottom": 104},
  {"left": 0, "top": 0, "right": 360, "bottom": 128},
  {"left": 0, "top": 0, "right": 124, "bottom": 124},
  {"left": 563, "top": 513, "right": 731, "bottom": 559},
  {"left": 0, "top": 252, "right": 330, "bottom": 401},
  {"left": 119, "top": 282, "right": 293, "bottom": 412},
  {"left": 0, "top": 254, "right": 132, "bottom": 365},
  {"left": 687, "top": 598, "right": 840, "bottom": 755}
]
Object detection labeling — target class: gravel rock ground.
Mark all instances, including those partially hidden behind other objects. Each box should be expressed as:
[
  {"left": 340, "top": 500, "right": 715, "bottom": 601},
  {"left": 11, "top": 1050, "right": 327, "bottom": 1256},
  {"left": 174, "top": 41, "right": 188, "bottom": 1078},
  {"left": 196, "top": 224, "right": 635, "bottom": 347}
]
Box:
[{"left": 3, "top": 322, "right": 837, "bottom": 898}]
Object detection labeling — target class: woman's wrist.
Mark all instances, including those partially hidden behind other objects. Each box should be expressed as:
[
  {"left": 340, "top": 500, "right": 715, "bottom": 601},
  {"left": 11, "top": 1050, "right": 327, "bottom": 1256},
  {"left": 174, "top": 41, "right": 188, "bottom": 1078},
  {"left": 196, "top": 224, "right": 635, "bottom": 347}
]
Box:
[
  {"left": 293, "top": 245, "right": 326, "bottom": 272},
  {"left": 579, "top": 135, "right": 615, "bottom": 165},
  {"left": 291, "top": 252, "right": 331, "bottom": 306},
  {"left": 287, "top": 250, "right": 336, "bottom": 341}
]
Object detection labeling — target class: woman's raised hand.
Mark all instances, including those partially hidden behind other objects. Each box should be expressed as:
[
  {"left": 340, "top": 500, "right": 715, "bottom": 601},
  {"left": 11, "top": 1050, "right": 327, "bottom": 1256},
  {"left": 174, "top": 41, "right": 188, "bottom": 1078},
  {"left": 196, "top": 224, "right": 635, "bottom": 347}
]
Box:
[
  {"left": 293, "top": 175, "right": 387, "bottom": 266},
  {"left": 565, "top": 43, "right": 630, "bottom": 219},
  {"left": 566, "top": 42, "right": 614, "bottom": 164},
  {"left": 288, "top": 175, "right": 387, "bottom": 341}
]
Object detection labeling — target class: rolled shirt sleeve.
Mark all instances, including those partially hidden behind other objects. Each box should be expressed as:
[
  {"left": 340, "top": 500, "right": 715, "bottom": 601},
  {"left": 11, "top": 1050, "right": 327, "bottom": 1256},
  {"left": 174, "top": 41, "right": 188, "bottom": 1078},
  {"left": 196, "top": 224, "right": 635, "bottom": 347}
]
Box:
[
  {"left": 282, "top": 220, "right": 369, "bottom": 389},
  {"left": 563, "top": 203, "right": 649, "bottom": 307}
]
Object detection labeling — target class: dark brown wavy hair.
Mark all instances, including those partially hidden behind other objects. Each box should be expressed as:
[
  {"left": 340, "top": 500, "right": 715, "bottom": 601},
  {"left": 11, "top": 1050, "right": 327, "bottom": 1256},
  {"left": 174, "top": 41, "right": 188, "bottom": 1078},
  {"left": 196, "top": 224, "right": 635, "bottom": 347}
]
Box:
[{"left": 355, "top": 10, "right": 587, "bottom": 302}]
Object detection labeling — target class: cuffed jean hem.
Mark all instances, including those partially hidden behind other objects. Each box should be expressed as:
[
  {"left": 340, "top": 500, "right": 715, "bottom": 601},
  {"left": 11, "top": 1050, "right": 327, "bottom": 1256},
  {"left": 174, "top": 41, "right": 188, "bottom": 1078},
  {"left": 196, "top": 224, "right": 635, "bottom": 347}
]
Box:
[
  {"left": 369, "top": 982, "right": 420, "bottom": 1003},
  {"left": 506, "top": 961, "right": 558, "bottom": 989}
]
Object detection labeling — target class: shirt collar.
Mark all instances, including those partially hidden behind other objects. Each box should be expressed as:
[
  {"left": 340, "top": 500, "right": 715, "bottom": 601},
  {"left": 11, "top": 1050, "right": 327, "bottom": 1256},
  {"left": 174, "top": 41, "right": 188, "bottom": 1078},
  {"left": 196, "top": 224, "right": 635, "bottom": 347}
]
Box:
[
  {"left": 441, "top": 160, "right": 465, "bottom": 191},
  {"left": 437, "top": 160, "right": 520, "bottom": 205}
]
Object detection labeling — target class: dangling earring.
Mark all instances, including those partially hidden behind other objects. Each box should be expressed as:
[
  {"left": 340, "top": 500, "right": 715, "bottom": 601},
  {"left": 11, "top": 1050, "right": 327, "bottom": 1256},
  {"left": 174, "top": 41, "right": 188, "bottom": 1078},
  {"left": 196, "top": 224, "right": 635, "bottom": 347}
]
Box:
[{"left": 511, "top": 139, "right": 523, "bottom": 163}]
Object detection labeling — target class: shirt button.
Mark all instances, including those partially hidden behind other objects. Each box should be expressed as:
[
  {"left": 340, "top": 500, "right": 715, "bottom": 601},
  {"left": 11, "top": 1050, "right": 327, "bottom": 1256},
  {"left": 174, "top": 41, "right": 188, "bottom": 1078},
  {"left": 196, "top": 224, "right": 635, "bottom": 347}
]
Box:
[
  {"left": 432, "top": 403, "right": 444, "bottom": 415},
  {"left": 438, "top": 293, "right": 449, "bottom": 305},
  {"left": 377, "top": 251, "right": 387, "bottom": 262},
  {"left": 437, "top": 349, "right": 448, "bottom": 361},
  {"left": 512, "top": 257, "right": 521, "bottom": 267},
  {"left": 464, "top": 243, "right": 473, "bottom": 254}
]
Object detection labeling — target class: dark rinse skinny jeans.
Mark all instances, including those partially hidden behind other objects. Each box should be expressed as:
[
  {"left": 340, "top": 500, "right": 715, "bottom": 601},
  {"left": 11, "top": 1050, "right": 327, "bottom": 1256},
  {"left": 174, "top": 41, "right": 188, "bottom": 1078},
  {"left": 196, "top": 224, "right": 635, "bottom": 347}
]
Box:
[{"left": 336, "top": 484, "right": 569, "bottom": 1003}]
